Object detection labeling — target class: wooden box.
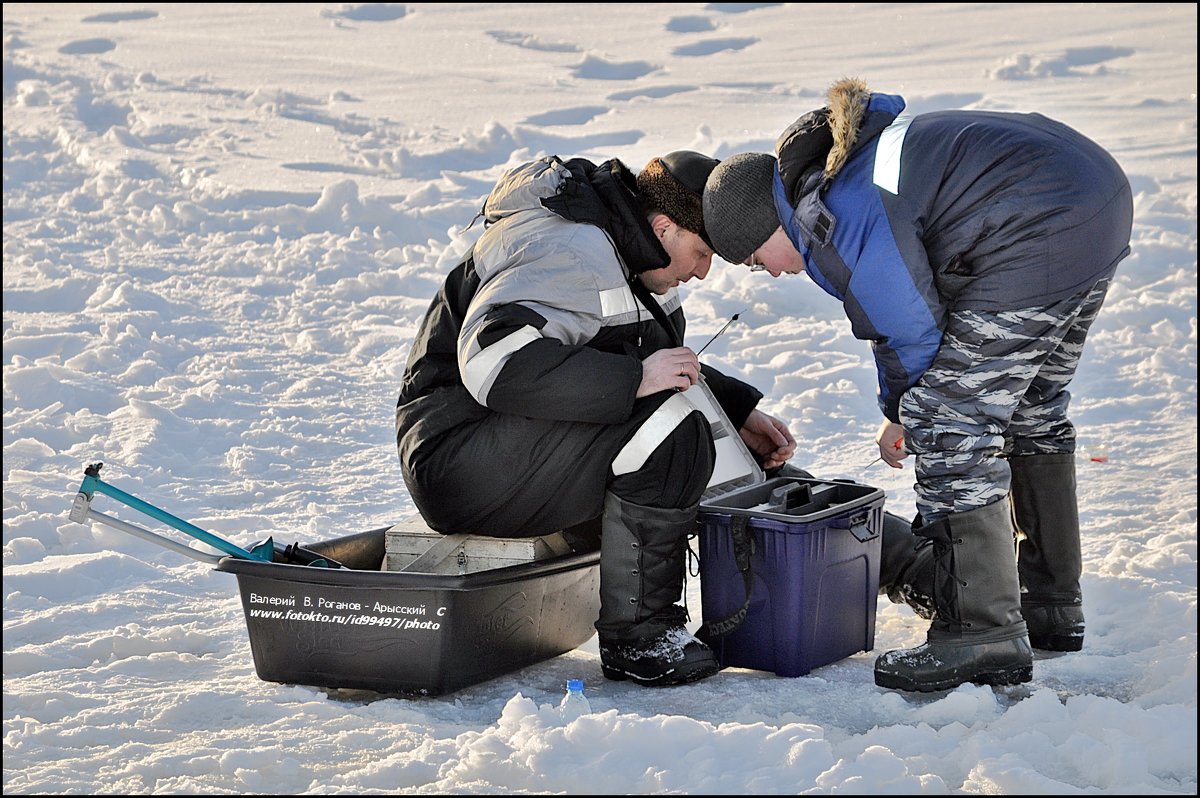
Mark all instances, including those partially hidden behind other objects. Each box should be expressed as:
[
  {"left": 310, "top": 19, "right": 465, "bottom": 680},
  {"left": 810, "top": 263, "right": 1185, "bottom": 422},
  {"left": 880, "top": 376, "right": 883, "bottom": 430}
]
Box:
[{"left": 382, "top": 519, "right": 573, "bottom": 574}]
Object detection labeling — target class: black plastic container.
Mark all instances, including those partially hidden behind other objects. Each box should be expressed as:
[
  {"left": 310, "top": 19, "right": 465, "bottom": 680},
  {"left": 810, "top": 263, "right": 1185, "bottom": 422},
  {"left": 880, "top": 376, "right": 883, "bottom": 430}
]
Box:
[
  {"left": 216, "top": 527, "right": 600, "bottom": 695},
  {"left": 698, "top": 477, "right": 884, "bottom": 677}
]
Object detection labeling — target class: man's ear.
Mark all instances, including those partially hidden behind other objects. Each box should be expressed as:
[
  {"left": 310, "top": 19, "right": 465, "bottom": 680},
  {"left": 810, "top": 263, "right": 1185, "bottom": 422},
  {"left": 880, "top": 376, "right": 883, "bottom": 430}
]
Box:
[{"left": 648, "top": 212, "right": 672, "bottom": 238}]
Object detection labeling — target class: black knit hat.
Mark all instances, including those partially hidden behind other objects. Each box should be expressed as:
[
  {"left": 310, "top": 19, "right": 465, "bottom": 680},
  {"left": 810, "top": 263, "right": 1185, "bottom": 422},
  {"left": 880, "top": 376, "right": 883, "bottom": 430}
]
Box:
[
  {"left": 637, "top": 150, "right": 720, "bottom": 248},
  {"left": 702, "top": 152, "right": 780, "bottom": 264}
]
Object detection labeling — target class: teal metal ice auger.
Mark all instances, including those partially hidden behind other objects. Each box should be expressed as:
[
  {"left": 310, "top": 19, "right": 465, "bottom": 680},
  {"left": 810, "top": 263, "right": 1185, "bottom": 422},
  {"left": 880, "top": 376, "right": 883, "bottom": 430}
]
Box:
[
  {"left": 75, "top": 462, "right": 267, "bottom": 561},
  {"left": 71, "top": 462, "right": 337, "bottom": 567}
]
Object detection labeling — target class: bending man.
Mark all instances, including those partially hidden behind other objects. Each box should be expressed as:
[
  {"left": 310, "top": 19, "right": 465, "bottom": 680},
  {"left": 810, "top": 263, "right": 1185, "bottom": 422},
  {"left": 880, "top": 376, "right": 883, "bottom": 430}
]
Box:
[{"left": 702, "top": 79, "right": 1132, "bottom": 692}]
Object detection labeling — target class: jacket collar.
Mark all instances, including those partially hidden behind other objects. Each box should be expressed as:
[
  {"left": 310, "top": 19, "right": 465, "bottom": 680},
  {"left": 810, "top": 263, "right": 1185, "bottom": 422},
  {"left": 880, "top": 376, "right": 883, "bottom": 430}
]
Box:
[
  {"left": 775, "top": 79, "right": 906, "bottom": 248},
  {"left": 777, "top": 79, "right": 908, "bottom": 195}
]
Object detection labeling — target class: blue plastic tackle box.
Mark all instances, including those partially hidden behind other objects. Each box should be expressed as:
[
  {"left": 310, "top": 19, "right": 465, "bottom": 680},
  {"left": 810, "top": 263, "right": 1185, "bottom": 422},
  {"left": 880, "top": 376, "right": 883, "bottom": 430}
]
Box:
[{"left": 698, "top": 477, "right": 885, "bottom": 677}]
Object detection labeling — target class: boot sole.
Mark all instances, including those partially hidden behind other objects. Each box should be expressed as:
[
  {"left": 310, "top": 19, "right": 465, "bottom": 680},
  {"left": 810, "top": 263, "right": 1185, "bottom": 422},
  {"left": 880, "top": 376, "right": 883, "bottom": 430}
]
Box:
[
  {"left": 1029, "top": 633, "right": 1083, "bottom": 652},
  {"left": 602, "top": 662, "right": 719, "bottom": 686},
  {"left": 875, "top": 665, "right": 1033, "bottom": 693}
]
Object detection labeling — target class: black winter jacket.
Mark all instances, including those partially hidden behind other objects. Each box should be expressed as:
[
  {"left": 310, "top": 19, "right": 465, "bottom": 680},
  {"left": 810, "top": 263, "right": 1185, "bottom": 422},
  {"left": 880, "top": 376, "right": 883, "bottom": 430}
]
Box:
[{"left": 396, "top": 156, "right": 762, "bottom": 469}]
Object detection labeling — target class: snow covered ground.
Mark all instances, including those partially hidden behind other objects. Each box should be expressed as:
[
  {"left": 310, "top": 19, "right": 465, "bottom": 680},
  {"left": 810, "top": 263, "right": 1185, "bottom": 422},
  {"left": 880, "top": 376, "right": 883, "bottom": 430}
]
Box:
[{"left": 4, "top": 3, "right": 1196, "bottom": 794}]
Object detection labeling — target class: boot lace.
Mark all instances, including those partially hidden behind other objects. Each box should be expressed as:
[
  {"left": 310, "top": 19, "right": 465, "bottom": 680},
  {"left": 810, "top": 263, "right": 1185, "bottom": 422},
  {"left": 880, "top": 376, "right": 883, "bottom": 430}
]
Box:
[{"left": 919, "top": 534, "right": 967, "bottom": 628}]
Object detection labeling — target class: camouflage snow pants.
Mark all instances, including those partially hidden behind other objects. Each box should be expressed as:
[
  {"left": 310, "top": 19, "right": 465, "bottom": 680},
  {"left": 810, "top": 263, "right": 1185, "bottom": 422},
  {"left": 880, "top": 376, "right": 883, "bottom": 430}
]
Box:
[{"left": 899, "top": 278, "right": 1112, "bottom": 522}]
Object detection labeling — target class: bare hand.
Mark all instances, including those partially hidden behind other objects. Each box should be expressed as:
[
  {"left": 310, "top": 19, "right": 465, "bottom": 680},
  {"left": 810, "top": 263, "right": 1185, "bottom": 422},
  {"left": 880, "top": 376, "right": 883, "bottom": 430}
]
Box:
[
  {"left": 739, "top": 410, "right": 797, "bottom": 470},
  {"left": 875, "top": 418, "right": 908, "bottom": 469},
  {"left": 636, "top": 347, "right": 700, "bottom": 397}
]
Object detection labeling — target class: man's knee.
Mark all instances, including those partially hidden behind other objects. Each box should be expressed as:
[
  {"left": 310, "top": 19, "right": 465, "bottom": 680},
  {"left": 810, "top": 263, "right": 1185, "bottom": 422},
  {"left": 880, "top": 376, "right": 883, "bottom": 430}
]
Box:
[{"left": 610, "top": 401, "right": 714, "bottom": 508}]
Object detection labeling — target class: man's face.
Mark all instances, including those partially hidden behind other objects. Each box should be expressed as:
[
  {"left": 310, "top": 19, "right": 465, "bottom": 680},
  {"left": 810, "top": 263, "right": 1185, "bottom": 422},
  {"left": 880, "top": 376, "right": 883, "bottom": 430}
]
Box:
[
  {"left": 747, "top": 227, "right": 807, "bottom": 277},
  {"left": 639, "top": 217, "right": 713, "bottom": 295}
]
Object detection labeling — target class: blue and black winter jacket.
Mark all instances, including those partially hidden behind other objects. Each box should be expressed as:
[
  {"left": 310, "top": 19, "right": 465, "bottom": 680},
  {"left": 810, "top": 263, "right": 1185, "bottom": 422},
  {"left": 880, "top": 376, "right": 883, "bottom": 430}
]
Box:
[{"left": 774, "top": 79, "right": 1133, "bottom": 422}]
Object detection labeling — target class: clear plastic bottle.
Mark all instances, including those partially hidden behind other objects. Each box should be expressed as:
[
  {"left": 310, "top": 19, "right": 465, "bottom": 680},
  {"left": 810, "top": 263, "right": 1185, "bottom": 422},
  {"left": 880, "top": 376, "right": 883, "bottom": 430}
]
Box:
[{"left": 558, "top": 678, "right": 591, "bottom": 722}]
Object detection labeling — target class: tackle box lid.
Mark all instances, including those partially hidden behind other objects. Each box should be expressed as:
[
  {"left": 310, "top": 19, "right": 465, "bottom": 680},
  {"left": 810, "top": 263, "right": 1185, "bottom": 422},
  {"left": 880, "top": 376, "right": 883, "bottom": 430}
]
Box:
[
  {"left": 700, "top": 476, "right": 885, "bottom": 523},
  {"left": 686, "top": 376, "right": 766, "bottom": 503}
]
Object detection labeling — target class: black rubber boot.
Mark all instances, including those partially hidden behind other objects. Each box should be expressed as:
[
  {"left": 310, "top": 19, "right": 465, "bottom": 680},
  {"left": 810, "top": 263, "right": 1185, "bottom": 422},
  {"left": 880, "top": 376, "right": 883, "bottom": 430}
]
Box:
[
  {"left": 596, "top": 492, "right": 718, "bottom": 686},
  {"left": 878, "top": 511, "right": 937, "bottom": 619},
  {"left": 875, "top": 499, "right": 1033, "bottom": 692},
  {"left": 1010, "top": 452, "right": 1085, "bottom": 651}
]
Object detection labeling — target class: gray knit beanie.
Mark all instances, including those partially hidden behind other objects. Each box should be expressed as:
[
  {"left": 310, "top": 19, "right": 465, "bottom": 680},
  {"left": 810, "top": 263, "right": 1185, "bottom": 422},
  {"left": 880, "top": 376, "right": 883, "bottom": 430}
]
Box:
[{"left": 702, "top": 152, "right": 780, "bottom": 263}]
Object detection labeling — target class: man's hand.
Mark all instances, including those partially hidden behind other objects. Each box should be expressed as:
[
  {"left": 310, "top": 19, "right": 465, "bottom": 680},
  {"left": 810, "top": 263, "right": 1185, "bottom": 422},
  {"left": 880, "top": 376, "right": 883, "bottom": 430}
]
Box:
[
  {"left": 636, "top": 347, "right": 700, "bottom": 397},
  {"left": 875, "top": 418, "right": 908, "bottom": 468},
  {"left": 739, "top": 410, "right": 797, "bottom": 470}
]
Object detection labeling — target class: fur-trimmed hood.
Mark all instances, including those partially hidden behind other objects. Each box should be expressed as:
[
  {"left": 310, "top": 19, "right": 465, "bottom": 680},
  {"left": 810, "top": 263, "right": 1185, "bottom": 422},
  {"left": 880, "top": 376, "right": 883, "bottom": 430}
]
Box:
[
  {"left": 824, "top": 77, "right": 872, "bottom": 178},
  {"left": 775, "top": 78, "right": 904, "bottom": 207}
]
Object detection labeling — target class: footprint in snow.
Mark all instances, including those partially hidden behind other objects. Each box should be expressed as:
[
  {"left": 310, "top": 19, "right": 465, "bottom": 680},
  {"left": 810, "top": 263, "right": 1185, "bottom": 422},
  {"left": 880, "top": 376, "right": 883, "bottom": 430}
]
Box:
[
  {"left": 990, "top": 46, "right": 1136, "bottom": 79},
  {"left": 324, "top": 4, "right": 408, "bottom": 23},
  {"left": 82, "top": 10, "right": 158, "bottom": 23},
  {"left": 707, "top": 3, "right": 784, "bottom": 13},
  {"left": 58, "top": 38, "right": 116, "bottom": 55},
  {"left": 666, "top": 16, "right": 718, "bottom": 33},
  {"left": 608, "top": 85, "right": 697, "bottom": 101},
  {"left": 487, "top": 30, "right": 581, "bottom": 53},
  {"left": 571, "top": 54, "right": 660, "bottom": 81},
  {"left": 672, "top": 37, "right": 758, "bottom": 57},
  {"left": 523, "top": 107, "right": 609, "bottom": 126}
]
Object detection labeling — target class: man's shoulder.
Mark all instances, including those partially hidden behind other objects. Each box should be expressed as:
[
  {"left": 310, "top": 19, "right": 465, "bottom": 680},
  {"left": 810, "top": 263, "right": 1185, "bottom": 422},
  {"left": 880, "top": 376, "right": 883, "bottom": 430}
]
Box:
[
  {"left": 483, "top": 157, "right": 570, "bottom": 220},
  {"left": 476, "top": 211, "right": 624, "bottom": 290}
]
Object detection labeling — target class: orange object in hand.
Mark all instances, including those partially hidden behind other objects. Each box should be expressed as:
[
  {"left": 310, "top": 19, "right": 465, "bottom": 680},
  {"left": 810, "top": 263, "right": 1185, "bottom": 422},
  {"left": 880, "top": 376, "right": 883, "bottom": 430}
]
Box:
[{"left": 865, "top": 438, "right": 904, "bottom": 469}]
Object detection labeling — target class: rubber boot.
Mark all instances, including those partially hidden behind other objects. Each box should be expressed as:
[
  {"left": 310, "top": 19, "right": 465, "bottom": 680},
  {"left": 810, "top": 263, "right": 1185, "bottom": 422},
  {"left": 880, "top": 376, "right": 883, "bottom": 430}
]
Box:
[
  {"left": 1010, "top": 452, "right": 1085, "bottom": 651},
  {"left": 596, "top": 492, "right": 718, "bottom": 686},
  {"left": 875, "top": 499, "right": 1033, "bottom": 692},
  {"left": 878, "top": 511, "right": 937, "bottom": 619}
]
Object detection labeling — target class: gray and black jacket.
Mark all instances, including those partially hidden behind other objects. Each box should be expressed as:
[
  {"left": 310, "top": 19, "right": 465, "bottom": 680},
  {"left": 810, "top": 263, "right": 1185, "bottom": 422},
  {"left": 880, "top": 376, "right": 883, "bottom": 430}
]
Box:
[
  {"left": 774, "top": 78, "right": 1133, "bottom": 422},
  {"left": 396, "top": 156, "right": 761, "bottom": 472}
]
